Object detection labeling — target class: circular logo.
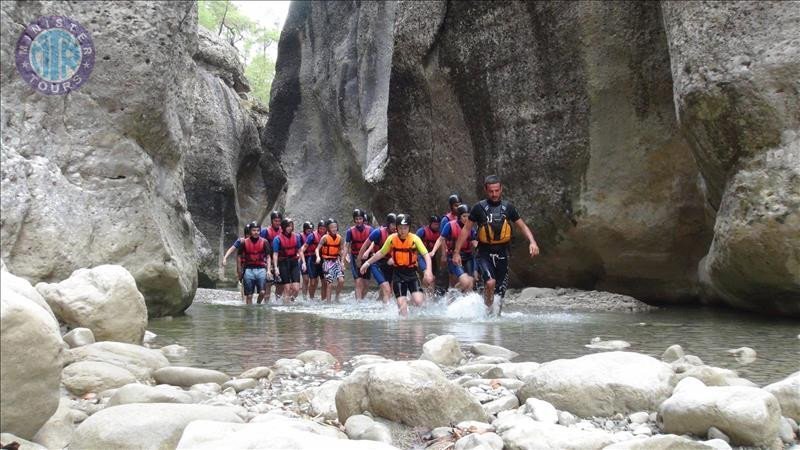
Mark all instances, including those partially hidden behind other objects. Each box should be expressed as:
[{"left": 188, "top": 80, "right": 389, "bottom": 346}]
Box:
[{"left": 15, "top": 16, "right": 95, "bottom": 95}]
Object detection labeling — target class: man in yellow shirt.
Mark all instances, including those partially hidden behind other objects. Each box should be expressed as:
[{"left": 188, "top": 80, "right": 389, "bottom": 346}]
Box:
[{"left": 361, "top": 214, "right": 434, "bottom": 317}]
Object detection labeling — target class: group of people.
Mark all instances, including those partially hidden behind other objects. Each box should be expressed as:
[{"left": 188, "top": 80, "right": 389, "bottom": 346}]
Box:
[{"left": 221, "top": 175, "right": 540, "bottom": 316}]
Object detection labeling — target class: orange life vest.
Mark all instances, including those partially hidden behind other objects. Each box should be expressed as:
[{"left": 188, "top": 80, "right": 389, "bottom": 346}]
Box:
[
  {"left": 321, "top": 233, "right": 341, "bottom": 259},
  {"left": 390, "top": 234, "right": 418, "bottom": 269}
]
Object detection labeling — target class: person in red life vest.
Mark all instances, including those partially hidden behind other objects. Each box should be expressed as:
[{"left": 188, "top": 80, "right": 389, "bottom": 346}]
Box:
[
  {"left": 415, "top": 215, "right": 441, "bottom": 293},
  {"left": 271, "top": 218, "right": 305, "bottom": 304},
  {"left": 432, "top": 204, "right": 477, "bottom": 295},
  {"left": 344, "top": 208, "right": 373, "bottom": 301},
  {"left": 221, "top": 221, "right": 271, "bottom": 305},
  {"left": 361, "top": 214, "right": 433, "bottom": 317},
  {"left": 259, "top": 210, "right": 285, "bottom": 302},
  {"left": 315, "top": 218, "right": 345, "bottom": 303},
  {"left": 299, "top": 221, "right": 314, "bottom": 300},
  {"left": 440, "top": 194, "right": 462, "bottom": 289},
  {"left": 357, "top": 213, "right": 397, "bottom": 304},
  {"left": 299, "top": 220, "right": 326, "bottom": 301},
  {"left": 452, "top": 175, "right": 540, "bottom": 315}
]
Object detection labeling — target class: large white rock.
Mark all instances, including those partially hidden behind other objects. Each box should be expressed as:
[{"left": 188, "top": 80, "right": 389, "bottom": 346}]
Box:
[
  {"left": 176, "top": 419, "right": 398, "bottom": 450},
  {"left": 32, "top": 398, "right": 75, "bottom": 450},
  {"left": 62, "top": 328, "right": 96, "bottom": 348},
  {"left": 249, "top": 413, "right": 346, "bottom": 439},
  {"left": 62, "top": 361, "right": 137, "bottom": 396},
  {"left": 497, "top": 362, "right": 540, "bottom": 380},
  {"left": 296, "top": 350, "right": 338, "bottom": 367},
  {"left": 309, "top": 380, "right": 342, "bottom": 420},
  {"left": 66, "top": 341, "right": 169, "bottom": 382},
  {"left": 36, "top": 265, "right": 148, "bottom": 344},
  {"left": 604, "top": 434, "right": 728, "bottom": 449},
  {"left": 455, "top": 431, "right": 504, "bottom": 450},
  {"left": 1, "top": 286, "right": 64, "bottom": 439},
  {"left": 344, "top": 414, "right": 392, "bottom": 444},
  {"left": 469, "top": 343, "right": 519, "bottom": 360},
  {"left": 764, "top": 371, "right": 800, "bottom": 421},
  {"left": 153, "top": 366, "right": 230, "bottom": 387},
  {"left": 420, "top": 335, "right": 465, "bottom": 366},
  {"left": 0, "top": 433, "right": 47, "bottom": 450},
  {"left": 0, "top": 267, "right": 56, "bottom": 320},
  {"left": 658, "top": 377, "right": 781, "bottom": 447},
  {"left": 517, "top": 352, "right": 673, "bottom": 417},
  {"left": 108, "top": 383, "right": 195, "bottom": 406},
  {"left": 69, "top": 403, "right": 243, "bottom": 450},
  {"left": 336, "top": 360, "right": 488, "bottom": 427},
  {"left": 494, "top": 413, "right": 614, "bottom": 449}
]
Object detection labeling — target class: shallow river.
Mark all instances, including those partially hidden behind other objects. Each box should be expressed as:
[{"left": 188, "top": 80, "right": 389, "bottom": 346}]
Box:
[{"left": 148, "top": 289, "right": 799, "bottom": 386}]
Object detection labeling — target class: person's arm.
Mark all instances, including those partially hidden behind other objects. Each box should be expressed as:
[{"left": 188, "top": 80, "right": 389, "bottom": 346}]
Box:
[
  {"left": 316, "top": 235, "right": 326, "bottom": 264},
  {"left": 344, "top": 229, "right": 352, "bottom": 264},
  {"left": 236, "top": 252, "right": 242, "bottom": 281},
  {"left": 514, "top": 218, "right": 540, "bottom": 256},
  {"left": 222, "top": 239, "right": 241, "bottom": 267},
  {"left": 452, "top": 218, "right": 475, "bottom": 266},
  {"left": 296, "top": 235, "right": 306, "bottom": 268},
  {"left": 431, "top": 236, "right": 445, "bottom": 260},
  {"left": 360, "top": 237, "right": 391, "bottom": 273},
  {"left": 414, "top": 236, "right": 435, "bottom": 284},
  {"left": 272, "top": 237, "right": 281, "bottom": 275},
  {"left": 357, "top": 238, "right": 374, "bottom": 263}
]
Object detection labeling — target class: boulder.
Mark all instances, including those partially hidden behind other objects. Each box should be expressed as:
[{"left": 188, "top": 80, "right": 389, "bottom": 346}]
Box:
[
  {"left": 763, "top": 371, "right": 800, "bottom": 421},
  {"left": 309, "top": 380, "right": 342, "bottom": 420},
  {"left": 176, "top": 419, "right": 398, "bottom": 450},
  {"left": 0, "top": 433, "right": 47, "bottom": 450},
  {"left": 66, "top": 341, "right": 169, "bottom": 382},
  {"left": 469, "top": 343, "right": 519, "bottom": 360},
  {"left": 32, "top": 398, "right": 75, "bottom": 450},
  {"left": 63, "top": 328, "right": 96, "bottom": 348},
  {"left": 658, "top": 377, "right": 781, "bottom": 447},
  {"left": 420, "top": 335, "right": 465, "bottom": 366},
  {"left": 454, "top": 432, "right": 504, "bottom": 450},
  {"left": 62, "top": 361, "right": 137, "bottom": 396},
  {"left": 296, "top": 349, "right": 338, "bottom": 367},
  {"left": 496, "top": 362, "right": 540, "bottom": 380},
  {"left": 160, "top": 344, "right": 188, "bottom": 361},
  {"left": 493, "top": 413, "right": 614, "bottom": 449},
  {"left": 661, "top": 344, "right": 685, "bottom": 363},
  {"left": 603, "top": 434, "right": 728, "bottom": 449},
  {"left": 249, "top": 413, "right": 346, "bottom": 439},
  {"left": 154, "top": 367, "right": 230, "bottom": 387},
  {"left": 107, "top": 383, "right": 194, "bottom": 406},
  {"left": 69, "top": 403, "right": 243, "bottom": 450},
  {"left": 525, "top": 398, "right": 558, "bottom": 424},
  {"left": 336, "top": 360, "right": 488, "bottom": 427},
  {"left": 36, "top": 265, "right": 148, "bottom": 344},
  {"left": 345, "top": 414, "right": 393, "bottom": 444},
  {"left": 0, "top": 285, "right": 64, "bottom": 439},
  {"left": 0, "top": 2, "right": 199, "bottom": 317},
  {"left": 0, "top": 267, "right": 55, "bottom": 320},
  {"left": 517, "top": 352, "right": 673, "bottom": 417},
  {"left": 483, "top": 395, "right": 519, "bottom": 416}
]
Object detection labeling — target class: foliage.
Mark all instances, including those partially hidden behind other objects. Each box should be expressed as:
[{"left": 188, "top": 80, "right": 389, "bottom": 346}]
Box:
[{"left": 198, "top": 0, "right": 279, "bottom": 105}]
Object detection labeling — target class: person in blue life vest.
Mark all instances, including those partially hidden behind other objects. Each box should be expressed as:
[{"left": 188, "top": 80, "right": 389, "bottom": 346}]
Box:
[
  {"left": 452, "top": 175, "right": 540, "bottom": 315},
  {"left": 431, "top": 204, "right": 478, "bottom": 295},
  {"left": 344, "top": 208, "right": 373, "bottom": 300},
  {"left": 315, "top": 218, "right": 346, "bottom": 303},
  {"left": 415, "top": 215, "right": 441, "bottom": 293},
  {"left": 271, "top": 218, "right": 305, "bottom": 303},
  {"left": 299, "top": 220, "right": 326, "bottom": 301},
  {"left": 357, "top": 213, "right": 398, "bottom": 304},
  {"left": 361, "top": 214, "right": 433, "bottom": 317},
  {"left": 221, "top": 221, "right": 272, "bottom": 305}
]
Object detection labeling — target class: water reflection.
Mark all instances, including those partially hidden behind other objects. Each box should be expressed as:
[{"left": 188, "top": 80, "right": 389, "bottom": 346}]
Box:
[{"left": 147, "top": 289, "right": 800, "bottom": 385}]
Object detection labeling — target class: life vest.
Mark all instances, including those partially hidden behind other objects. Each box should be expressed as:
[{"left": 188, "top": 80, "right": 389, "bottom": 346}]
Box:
[
  {"left": 277, "top": 232, "right": 300, "bottom": 260},
  {"left": 476, "top": 200, "right": 512, "bottom": 245},
  {"left": 446, "top": 220, "right": 473, "bottom": 255},
  {"left": 421, "top": 226, "right": 440, "bottom": 251},
  {"left": 349, "top": 225, "right": 372, "bottom": 255},
  {"left": 241, "top": 237, "right": 268, "bottom": 267},
  {"left": 320, "top": 233, "right": 341, "bottom": 259},
  {"left": 304, "top": 231, "right": 320, "bottom": 257},
  {"left": 389, "top": 234, "right": 418, "bottom": 269},
  {"left": 263, "top": 226, "right": 281, "bottom": 242}
]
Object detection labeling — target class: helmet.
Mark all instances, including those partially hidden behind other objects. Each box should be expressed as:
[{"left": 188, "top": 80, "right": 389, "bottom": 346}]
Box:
[
  {"left": 429, "top": 214, "right": 440, "bottom": 224},
  {"left": 302, "top": 221, "right": 313, "bottom": 231},
  {"left": 456, "top": 204, "right": 469, "bottom": 215},
  {"left": 325, "top": 218, "right": 337, "bottom": 227},
  {"left": 245, "top": 221, "right": 260, "bottom": 233},
  {"left": 363, "top": 211, "right": 371, "bottom": 223},
  {"left": 448, "top": 194, "right": 462, "bottom": 206},
  {"left": 385, "top": 213, "right": 397, "bottom": 225},
  {"left": 397, "top": 214, "right": 410, "bottom": 226},
  {"left": 270, "top": 211, "right": 283, "bottom": 220},
  {"left": 352, "top": 208, "right": 365, "bottom": 219},
  {"left": 317, "top": 219, "right": 327, "bottom": 228},
  {"left": 280, "top": 218, "right": 294, "bottom": 230}
]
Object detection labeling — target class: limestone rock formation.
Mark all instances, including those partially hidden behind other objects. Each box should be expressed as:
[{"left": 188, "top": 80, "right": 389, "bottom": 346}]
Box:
[{"left": 0, "top": 1, "right": 199, "bottom": 316}]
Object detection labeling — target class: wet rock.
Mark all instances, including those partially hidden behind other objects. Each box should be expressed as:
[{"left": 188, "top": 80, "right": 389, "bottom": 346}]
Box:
[
  {"left": 67, "top": 342, "right": 169, "bottom": 382},
  {"left": 350, "top": 354, "right": 393, "bottom": 368},
  {"left": 240, "top": 366, "right": 274, "bottom": 380},
  {"left": 494, "top": 413, "right": 614, "bottom": 449},
  {"left": 454, "top": 432, "right": 503, "bottom": 450},
  {"left": 420, "top": 334, "right": 465, "bottom": 367},
  {"left": 469, "top": 343, "right": 519, "bottom": 360},
  {"left": 296, "top": 350, "right": 338, "bottom": 367},
  {"left": 62, "top": 361, "right": 137, "bottom": 396},
  {"left": 63, "top": 328, "right": 96, "bottom": 348},
  {"left": 585, "top": 337, "right": 631, "bottom": 351},
  {"left": 671, "top": 361, "right": 755, "bottom": 387},
  {"left": 518, "top": 352, "right": 673, "bottom": 417},
  {"left": 1, "top": 278, "right": 64, "bottom": 439},
  {"left": 764, "top": 371, "right": 800, "bottom": 421},
  {"left": 36, "top": 265, "right": 148, "bottom": 344},
  {"left": 273, "top": 358, "right": 306, "bottom": 376},
  {"left": 108, "top": 383, "right": 194, "bottom": 406},
  {"left": 725, "top": 347, "right": 757, "bottom": 365},
  {"left": 336, "top": 360, "right": 488, "bottom": 427},
  {"left": 221, "top": 378, "right": 258, "bottom": 393},
  {"left": 160, "top": 344, "right": 188, "bottom": 361},
  {"left": 143, "top": 331, "right": 158, "bottom": 345},
  {"left": 32, "top": 398, "right": 75, "bottom": 450},
  {"left": 469, "top": 356, "right": 511, "bottom": 365},
  {"left": 345, "top": 414, "right": 393, "bottom": 444},
  {"left": 658, "top": 377, "right": 781, "bottom": 447},
  {"left": 70, "top": 403, "right": 243, "bottom": 450},
  {"left": 153, "top": 367, "right": 230, "bottom": 387},
  {"left": 525, "top": 398, "right": 558, "bottom": 424},
  {"left": 308, "top": 380, "right": 342, "bottom": 420},
  {"left": 604, "top": 434, "right": 728, "bottom": 449},
  {"left": 661, "top": 344, "right": 685, "bottom": 363}
]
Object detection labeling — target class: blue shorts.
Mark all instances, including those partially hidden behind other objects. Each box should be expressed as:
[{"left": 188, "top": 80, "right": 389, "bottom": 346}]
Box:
[
  {"left": 242, "top": 267, "right": 267, "bottom": 295},
  {"left": 370, "top": 260, "right": 392, "bottom": 285},
  {"left": 447, "top": 253, "right": 475, "bottom": 278},
  {"left": 350, "top": 255, "right": 371, "bottom": 280},
  {"left": 305, "top": 255, "right": 323, "bottom": 279}
]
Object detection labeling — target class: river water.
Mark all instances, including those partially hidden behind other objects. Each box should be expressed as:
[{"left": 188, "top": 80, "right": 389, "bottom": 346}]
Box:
[{"left": 148, "top": 289, "right": 799, "bottom": 386}]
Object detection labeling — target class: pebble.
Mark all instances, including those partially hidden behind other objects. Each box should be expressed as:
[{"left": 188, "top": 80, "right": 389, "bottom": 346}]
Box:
[{"left": 557, "top": 410, "right": 578, "bottom": 426}]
